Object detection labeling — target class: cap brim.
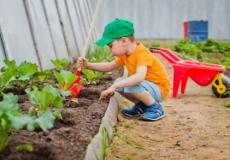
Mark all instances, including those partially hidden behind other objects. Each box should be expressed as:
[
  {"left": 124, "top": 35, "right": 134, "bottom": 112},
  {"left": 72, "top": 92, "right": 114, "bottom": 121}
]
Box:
[{"left": 95, "top": 37, "right": 114, "bottom": 46}]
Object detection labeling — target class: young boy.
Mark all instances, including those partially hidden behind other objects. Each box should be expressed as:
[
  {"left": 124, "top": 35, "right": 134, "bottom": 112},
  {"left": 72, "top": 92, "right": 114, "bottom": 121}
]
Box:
[{"left": 77, "top": 18, "right": 170, "bottom": 121}]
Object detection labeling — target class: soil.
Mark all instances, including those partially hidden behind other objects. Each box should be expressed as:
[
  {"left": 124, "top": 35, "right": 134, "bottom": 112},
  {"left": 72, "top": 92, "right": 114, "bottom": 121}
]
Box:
[
  {"left": 0, "top": 63, "right": 123, "bottom": 160},
  {"left": 108, "top": 55, "right": 230, "bottom": 160}
]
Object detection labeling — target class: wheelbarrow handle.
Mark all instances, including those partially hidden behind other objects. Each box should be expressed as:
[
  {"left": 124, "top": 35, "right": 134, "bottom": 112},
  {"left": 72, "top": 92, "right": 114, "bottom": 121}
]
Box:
[
  {"left": 149, "top": 47, "right": 161, "bottom": 51},
  {"left": 149, "top": 47, "right": 179, "bottom": 64}
]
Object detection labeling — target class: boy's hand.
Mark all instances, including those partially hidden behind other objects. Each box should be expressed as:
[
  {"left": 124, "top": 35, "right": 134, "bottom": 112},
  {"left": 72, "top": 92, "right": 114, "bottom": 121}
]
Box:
[
  {"left": 99, "top": 85, "right": 116, "bottom": 100},
  {"left": 77, "top": 57, "right": 88, "bottom": 69}
]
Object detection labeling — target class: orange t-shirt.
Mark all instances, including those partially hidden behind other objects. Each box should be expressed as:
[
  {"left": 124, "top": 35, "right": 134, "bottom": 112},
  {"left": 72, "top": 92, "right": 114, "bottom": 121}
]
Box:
[{"left": 114, "top": 42, "right": 170, "bottom": 100}]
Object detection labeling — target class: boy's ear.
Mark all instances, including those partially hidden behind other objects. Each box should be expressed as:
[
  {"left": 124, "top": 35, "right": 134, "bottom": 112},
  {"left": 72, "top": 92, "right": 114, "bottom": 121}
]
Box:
[{"left": 121, "top": 37, "right": 128, "bottom": 45}]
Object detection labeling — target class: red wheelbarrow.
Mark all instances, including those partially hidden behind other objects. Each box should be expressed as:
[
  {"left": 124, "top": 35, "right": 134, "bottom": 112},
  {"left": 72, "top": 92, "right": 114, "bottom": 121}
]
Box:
[{"left": 150, "top": 47, "right": 230, "bottom": 98}]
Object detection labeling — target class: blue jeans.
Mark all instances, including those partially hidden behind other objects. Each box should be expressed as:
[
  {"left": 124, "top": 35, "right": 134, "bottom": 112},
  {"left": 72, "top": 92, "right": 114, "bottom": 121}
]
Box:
[{"left": 114, "top": 77, "right": 163, "bottom": 102}]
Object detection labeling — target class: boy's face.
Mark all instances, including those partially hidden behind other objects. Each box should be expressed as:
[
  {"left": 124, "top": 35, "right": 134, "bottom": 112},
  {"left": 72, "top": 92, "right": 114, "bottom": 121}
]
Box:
[{"left": 107, "top": 38, "right": 127, "bottom": 57}]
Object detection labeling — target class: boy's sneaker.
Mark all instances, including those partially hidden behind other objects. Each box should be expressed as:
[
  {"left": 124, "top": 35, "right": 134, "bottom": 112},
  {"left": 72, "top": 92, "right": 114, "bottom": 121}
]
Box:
[
  {"left": 140, "top": 102, "right": 165, "bottom": 121},
  {"left": 122, "top": 102, "right": 146, "bottom": 117}
]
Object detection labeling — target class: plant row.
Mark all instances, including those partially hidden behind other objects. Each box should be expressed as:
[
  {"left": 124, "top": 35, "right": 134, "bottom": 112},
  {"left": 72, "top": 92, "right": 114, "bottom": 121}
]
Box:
[
  {"left": 173, "top": 38, "right": 230, "bottom": 69},
  {"left": 0, "top": 55, "right": 111, "bottom": 152}
]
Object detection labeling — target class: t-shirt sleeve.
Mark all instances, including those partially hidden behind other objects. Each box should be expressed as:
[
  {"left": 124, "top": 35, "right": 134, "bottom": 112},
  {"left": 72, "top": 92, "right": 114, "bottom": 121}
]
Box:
[{"left": 114, "top": 57, "right": 124, "bottom": 66}]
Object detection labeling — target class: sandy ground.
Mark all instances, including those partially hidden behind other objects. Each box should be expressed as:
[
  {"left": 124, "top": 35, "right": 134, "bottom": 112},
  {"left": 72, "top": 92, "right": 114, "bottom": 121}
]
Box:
[{"left": 108, "top": 55, "right": 230, "bottom": 160}]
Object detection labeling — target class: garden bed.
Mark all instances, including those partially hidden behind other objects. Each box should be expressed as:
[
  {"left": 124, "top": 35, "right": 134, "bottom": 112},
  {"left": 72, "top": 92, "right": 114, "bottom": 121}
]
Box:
[{"left": 0, "top": 63, "right": 123, "bottom": 160}]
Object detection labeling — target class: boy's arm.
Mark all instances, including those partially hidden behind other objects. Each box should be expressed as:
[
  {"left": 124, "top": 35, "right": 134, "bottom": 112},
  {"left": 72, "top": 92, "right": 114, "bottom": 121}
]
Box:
[
  {"left": 87, "top": 61, "right": 120, "bottom": 72},
  {"left": 99, "top": 66, "right": 147, "bottom": 100},
  {"left": 113, "top": 66, "right": 147, "bottom": 88}
]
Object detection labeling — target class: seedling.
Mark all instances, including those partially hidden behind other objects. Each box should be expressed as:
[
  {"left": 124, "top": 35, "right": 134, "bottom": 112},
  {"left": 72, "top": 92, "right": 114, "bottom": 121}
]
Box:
[
  {"left": 54, "top": 70, "right": 84, "bottom": 98},
  {"left": 0, "top": 59, "right": 53, "bottom": 93},
  {"left": 82, "top": 69, "right": 111, "bottom": 85},
  {"left": 25, "top": 84, "right": 64, "bottom": 119},
  {"left": 90, "top": 126, "right": 111, "bottom": 160},
  {"left": 51, "top": 58, "right": 69, "bottom": 71},
  {"left": 16, "top": 144, "right": 33, "bottom": 152},
  {"left": 0, "top": 93, "right": 55, "bottom": 152}
]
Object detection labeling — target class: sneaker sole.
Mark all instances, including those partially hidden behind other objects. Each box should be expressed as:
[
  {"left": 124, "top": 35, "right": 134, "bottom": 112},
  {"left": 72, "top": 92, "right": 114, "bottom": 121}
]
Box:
[
  {"left": 122, "top": 111, "right": 142, "bottom": 117},
  {"left": 140, "top": 114, "right": 165, "bottom": 121}
]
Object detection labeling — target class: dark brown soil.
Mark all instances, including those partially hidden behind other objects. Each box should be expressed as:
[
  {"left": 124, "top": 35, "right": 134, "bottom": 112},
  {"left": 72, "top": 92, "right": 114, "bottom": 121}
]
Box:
[{"left": 0, "top": 63, "right": 123, "bottom": 160}]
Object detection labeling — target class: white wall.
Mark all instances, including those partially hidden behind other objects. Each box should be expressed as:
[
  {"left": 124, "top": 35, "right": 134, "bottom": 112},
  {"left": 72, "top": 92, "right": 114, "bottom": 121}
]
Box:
[
  {"left": 0, "top": 0, "right": 229, "bottom": 70},
  {"left": 0, "top": 0, "right": 39, "bottom": 67},
  {"left": 91, "top": 0, "right": 230, "bottom": 39},
  {"left": 0, "top": 0, "right": 96, "bottom": 70}
]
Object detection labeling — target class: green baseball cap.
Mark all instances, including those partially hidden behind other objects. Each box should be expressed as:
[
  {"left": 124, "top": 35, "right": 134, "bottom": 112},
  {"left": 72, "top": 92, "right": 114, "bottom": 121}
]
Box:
[{"left": 95, "top": 18, "right": 135, "bottom": 46}]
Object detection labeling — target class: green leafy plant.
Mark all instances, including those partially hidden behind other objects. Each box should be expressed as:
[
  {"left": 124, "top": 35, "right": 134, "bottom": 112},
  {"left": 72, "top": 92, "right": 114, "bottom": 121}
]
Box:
[
  {"left": 54, "top": 70, "right": 83, "bottom": 99},
  {"left": 89, "top": 127, "right": 111, "bottom": 160},
  {"left": 0, "top": 93, "right": 55, "bottom": 152},
  {"left": 82, "top": 69, "right": 102, "bottom": 84},
  {"left": 173, "top": 38, "right": 230, "bottom": 69},
  {"left": 16, "top": 144, "right": 33, "bottom": 152},
  {"left": 25, "top": 84, "right": 64, "bottom": 119},
  {"left": 90, "top": 121, "right": 139, "bottom": 160},
  {"left": 51, "top": 58, "right": 69, "bottom": 71},
  {"left": 0, "top": 60, "right": 17, "bottom": 92},
  {"left": 222, "top": 57, "right": 230, "bottom": 69},
  {"left": 101, "top": 127, "right": 110, "bottom": 159},
  {"left": 82, "top": 69, "right": 111, "bottom": 85},
  {"left": 0, "top": 59, "right": 53, "bottom": 93},
  {"left": 86, "top": 46, "right": 114, "bottom": 63},
  {"left": 89, "top": 135, "right": 99, "bottom": 160}
]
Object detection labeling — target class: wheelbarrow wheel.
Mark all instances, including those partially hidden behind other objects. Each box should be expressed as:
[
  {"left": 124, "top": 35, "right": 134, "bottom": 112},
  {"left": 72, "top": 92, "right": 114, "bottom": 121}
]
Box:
[{"left": 212, "top": 75, "right": 230, "bottom": 98}]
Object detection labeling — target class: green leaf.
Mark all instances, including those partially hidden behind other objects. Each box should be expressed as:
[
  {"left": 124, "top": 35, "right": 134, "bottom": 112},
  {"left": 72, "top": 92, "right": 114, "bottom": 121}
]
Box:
[
  {"left": 57, "top": 70, "right": 78, "bottom": 90},
  {"left": 61, "top": 58, "right": 69, "bottom": 66},
  {"left": 26, "top": 85, "right": 64, "bottom": 115},
  {"left": 0, "top": 61, "right": 39, "bottom": 91},
  {"left": 0, "top": 69, "right": 16, "bottom": 91},
  {"left": 25, "top": 88, "right": 38, "bottom": 106},
  {"left": 36, "top": 90, "right": 55, "bottom": 110},
  {"left": 3, "top": 92, "right": 18, "bottom": 104},
  {"left": 94, "top": 71, "right": 103, "bottom": 79},
  {"left": 65, "top": 74, "right": 78, "bottom": 90},
  {"left": 17, "top": 61, "right": 27, "bottom": 70},
  {"left": 61, "top": 90, "right": 71, "bottom": 97},
  {"left": 53, "top": 110, "right": 62, "bottom": 120},
  {"left": 33, "top": 69, "right": 54, "bottom": 82},
  {"left": 18, "top": 62, "right": 38, "bottom": 76},
  {"left": 60, "top": 70, "right": 72, "bottom": 80},
  {"left": 70, "top": 98, "right": 78, "bottom": 103},
  {"left": 3, "top": 59, "right": 17, "bottom": 70},
  {"left": 0, "top": 118, "right": 7, "bottom": 126},
  {"left": 24, "top": 115, "right": 36, "bottom": 131},
  {"left": 17, "top": 74, "right": 30, "bottom": 81},
  {"left": 16, "top": 144, "right": 33, "bottom": 152},
  {"left": 54, "top": 71, "right": 64, "bottom": 87},
  {"left": 82, "top": 69, "right": 95, "bottom": 82},
  {"left": 0, "top": 93, "right": 20, "bottom": 118},
  {"left": 0, "top": 92, "right": 50, "bottom": 151},
  {"left": 9, "top": 114, "right": 31, "bottom": 129},
  {"left": 37, "top": 110, "right": 45, "bottom": 117},
  {"left": 47, "top": 80, "right": 55, "bottom": 85},
  {"left": 43, "top": 84, "right": 60, "bottom": 96},
  {"left": 53, "top": 97, "right": 63, "bottom": 108},
  {"left": 51, "top": 58, "right": 68, "bottom": 71},
  {"left": 35, "top": 110, "right": 55, "bottom": 131},
  {"left": 29, "top": 83, "right": 43, "bottom": 90}
]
